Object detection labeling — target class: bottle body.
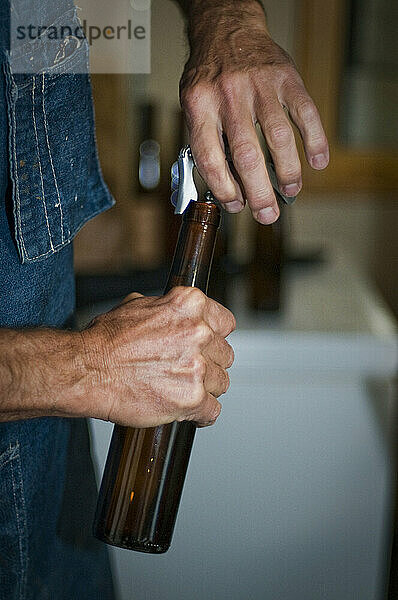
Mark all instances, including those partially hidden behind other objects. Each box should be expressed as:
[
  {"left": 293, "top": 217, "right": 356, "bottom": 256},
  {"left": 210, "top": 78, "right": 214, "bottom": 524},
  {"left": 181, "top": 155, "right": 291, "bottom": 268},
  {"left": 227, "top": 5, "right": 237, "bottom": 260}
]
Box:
[
  {"left": 93, "top": 199, "right": 221, "bottom": 553},
  {"left": 93, "top": 421, "right": 196, "bottom": 552}
]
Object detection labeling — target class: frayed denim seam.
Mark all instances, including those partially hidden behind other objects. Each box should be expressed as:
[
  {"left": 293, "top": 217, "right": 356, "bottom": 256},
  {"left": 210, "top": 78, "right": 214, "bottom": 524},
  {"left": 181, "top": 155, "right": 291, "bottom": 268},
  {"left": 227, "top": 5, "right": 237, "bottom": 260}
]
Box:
[{"left": 4, "top": 56, "right": 27, "bottom": 262}]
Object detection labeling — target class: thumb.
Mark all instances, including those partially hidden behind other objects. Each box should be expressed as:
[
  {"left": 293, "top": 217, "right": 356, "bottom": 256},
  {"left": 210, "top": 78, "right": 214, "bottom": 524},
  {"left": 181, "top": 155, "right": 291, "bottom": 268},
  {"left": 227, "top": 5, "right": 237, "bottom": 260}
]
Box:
[{"left": 120, "top": 292, "right": 144, "bottom": 305}]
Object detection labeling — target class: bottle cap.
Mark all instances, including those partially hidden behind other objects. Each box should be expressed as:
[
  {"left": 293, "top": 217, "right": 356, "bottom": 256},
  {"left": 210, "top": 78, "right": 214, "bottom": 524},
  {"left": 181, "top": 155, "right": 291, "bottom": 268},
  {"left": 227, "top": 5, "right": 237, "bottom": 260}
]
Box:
[{"left": 183, "top": 196, "right": 221, "bottom": 228}]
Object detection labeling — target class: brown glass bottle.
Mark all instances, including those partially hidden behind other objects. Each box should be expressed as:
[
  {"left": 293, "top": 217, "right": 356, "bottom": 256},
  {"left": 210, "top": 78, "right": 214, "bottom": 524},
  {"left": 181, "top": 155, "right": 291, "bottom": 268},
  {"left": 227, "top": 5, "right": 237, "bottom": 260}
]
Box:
[{"left": 93, "top": 197, "right": 221, "bottom": 553}]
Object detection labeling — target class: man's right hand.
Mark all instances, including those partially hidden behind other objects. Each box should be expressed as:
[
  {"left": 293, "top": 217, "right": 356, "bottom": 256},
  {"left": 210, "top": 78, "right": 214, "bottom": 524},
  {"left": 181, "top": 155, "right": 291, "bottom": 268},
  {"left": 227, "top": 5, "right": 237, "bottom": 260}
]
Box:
[{"left": 79, "top": 287, "right": 236, "bottom": 428}]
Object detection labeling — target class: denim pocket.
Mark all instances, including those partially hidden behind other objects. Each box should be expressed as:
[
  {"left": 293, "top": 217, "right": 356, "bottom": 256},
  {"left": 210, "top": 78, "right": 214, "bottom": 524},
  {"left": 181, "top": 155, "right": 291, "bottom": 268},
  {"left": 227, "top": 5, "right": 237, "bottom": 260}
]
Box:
[
  {"left": 4, "top": 9, "right": 114, "bottom": 264},
  {"left": 0, "top": 442, "right": 27, "bottom": 600}
]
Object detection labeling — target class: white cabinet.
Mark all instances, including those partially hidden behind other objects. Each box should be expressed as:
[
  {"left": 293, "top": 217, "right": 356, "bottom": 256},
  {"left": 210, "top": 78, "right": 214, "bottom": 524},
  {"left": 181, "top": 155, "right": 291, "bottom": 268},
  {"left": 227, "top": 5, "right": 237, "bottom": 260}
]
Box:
[{"left": 88, "top": 251, "right": 397, "bottom": 600}]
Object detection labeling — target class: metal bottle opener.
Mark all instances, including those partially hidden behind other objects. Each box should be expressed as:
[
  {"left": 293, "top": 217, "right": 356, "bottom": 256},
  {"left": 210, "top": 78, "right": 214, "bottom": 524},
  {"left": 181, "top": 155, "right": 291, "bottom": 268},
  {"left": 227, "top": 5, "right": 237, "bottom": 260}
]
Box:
[
  {"left": 171, "top": 146, "right": 197, "bottom": 214},
  {"left": 171, "top": 145, "right": 296, "bottom": 214}
]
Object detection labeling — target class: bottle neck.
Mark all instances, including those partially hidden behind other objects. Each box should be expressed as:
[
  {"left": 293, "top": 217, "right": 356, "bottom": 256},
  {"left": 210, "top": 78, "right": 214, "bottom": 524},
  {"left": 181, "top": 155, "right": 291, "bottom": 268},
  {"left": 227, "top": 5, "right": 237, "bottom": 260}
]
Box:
[{"left": 164, "top": 200, "right": 221, "bottom": 294}]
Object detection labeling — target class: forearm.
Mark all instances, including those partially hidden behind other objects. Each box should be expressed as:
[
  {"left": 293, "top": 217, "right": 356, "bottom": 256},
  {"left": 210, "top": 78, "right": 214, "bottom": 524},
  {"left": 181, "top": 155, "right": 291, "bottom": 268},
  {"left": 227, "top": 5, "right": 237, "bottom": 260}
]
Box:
[
  {"left": 0, "top": 328, "right": 86, "bottom": 422},
  {"left": 175, "top": 0, "right": 265, "bottom": 18},
  {"left": 0, "top": 288, "right": 236, "bottom": 428},
  {"left": 174, "top": 0, "right": 267, "bottom": 40}
]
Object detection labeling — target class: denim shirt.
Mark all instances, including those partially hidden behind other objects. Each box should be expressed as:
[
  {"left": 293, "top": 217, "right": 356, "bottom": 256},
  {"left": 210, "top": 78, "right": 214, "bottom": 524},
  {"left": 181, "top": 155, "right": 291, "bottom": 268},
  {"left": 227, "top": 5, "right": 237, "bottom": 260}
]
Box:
[
  {"left": 0, "top": 8, "right": 116, "bottom": 599},
  {"left": 1, "top": 1, "right": 114, "bottom": 264}
]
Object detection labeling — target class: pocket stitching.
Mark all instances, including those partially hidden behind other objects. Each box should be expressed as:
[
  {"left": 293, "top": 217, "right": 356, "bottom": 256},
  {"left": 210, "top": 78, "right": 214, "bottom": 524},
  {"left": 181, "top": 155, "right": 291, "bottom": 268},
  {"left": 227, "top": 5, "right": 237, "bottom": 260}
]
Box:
[
  {"left": 9, "top": 442, "right": 28, "bottom": 600},
  {"left": 31, "top": 74, "right": 55, "bottom": 254},
  {"left": 6, "top": 53, "right": 114, "bottom": 263},
  {"left": 41, "top": 72, "right": 65, "bottom": 244},
  {"left": 8, "top": 67, "right": 77, "bottom": 262}
]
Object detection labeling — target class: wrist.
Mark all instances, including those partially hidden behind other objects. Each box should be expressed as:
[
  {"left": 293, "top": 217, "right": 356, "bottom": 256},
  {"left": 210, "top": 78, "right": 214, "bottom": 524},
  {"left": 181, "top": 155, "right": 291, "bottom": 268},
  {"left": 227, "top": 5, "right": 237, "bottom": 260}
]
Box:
[
  {"left": 75, "top": 322, "right": 118, "bottom": 422},
  {"left": 186, "top": 0, "right": 267, "bottom": 36},
  {"left": 0, "top": 328, "right": 88, "bottom": 420},
  {"left": 25, "top": 329, "right": 88, "bottom": 418},
  {"left": 56, "top": 325, "right": 116, "bottom": 421},
  {"left": 182, "top": 0, "right": 269, "bottom": 73},
  {"left": 186, "top": 0, "right": 265, "bottom": 16}
]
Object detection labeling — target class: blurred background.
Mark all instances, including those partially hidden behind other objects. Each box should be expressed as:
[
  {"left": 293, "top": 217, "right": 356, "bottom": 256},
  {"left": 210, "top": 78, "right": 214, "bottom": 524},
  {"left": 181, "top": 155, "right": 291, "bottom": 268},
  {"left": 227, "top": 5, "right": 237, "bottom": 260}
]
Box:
[
  {"left": 74, "top": 0, "right": 398, "bottom": 599},
  {"left": 74, "top": 0, "right": 398, "bottom": 317}
]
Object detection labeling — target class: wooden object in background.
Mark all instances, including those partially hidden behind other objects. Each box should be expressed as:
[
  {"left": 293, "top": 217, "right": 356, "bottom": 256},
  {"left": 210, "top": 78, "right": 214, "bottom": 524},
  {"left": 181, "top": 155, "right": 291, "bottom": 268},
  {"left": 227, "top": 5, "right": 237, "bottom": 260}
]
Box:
[
  {"left": 296, "top": 0, "right": 398, "bottom": 193},
  {"left": 127, "top": 196, "right": 165, "bottom": 269},
  {"left": 74, "top": 75, "right": 136, "bottom": 273}
]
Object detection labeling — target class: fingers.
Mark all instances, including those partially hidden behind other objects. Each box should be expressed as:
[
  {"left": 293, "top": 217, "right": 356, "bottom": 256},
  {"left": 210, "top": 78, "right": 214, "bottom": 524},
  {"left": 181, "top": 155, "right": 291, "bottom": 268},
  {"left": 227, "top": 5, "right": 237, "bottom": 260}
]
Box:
[
  {"left": 203, "top": 294, "right": 236, "bottom": 337},
  {"left": 189, "top": 393, "right": 222, "bottom": 428},
  {"left": 204, "top": 357, "right": 230, "bottom": 397},
  {"left": 182, "top": 85, "right": 245, "bottom": 213},
  {"left": 179, "top": 347, "right": 229, "bottom": 428},
  {"left": 167, "top": 287, "right": 236, "bottom": 338},
  {"left": 203, "top": 334, "right": 234, "bottom": 369},
  {"left": 256, "top": 97, "right": 302, "bottom": 198},
  {"left": 164, "top": 288, "right": 233, "bottom": 427},
  {"left": 189, "top": 120, "right": 245, "bottom": 213},
  {"left": 282, "top": 83, "right": 329, "bottom": 170},
  {"left": 222, "top": 100, "right": 280, "bottom": 224}
]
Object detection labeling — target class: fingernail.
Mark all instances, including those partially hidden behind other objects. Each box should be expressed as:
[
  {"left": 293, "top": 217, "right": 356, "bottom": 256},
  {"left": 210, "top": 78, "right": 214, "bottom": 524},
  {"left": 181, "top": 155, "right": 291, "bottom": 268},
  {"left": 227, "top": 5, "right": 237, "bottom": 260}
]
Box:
[
  {"left": 225, "top": 200, "right": 244, "bottom": 213},
  {"left": 257, "top": 207, "right": 278, "bottom": 225},
  {"left": 311, "top": 153, "right": 328, "bottom": 169},
  {"left": 282, "top": 183, "right": 300, "bottom": 197}
]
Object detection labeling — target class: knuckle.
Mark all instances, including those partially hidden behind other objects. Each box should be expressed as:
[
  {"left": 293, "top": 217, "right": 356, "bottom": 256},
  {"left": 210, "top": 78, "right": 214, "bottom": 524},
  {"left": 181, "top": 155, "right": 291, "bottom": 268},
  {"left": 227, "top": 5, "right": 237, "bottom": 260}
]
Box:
[
  {"left": 221, "top": 308, "right": 236, "bottom": 333},
  {"left": 279, "top": 64, "right": 302, "bottom": 86},
  {"left": 279, "top": 164, "right": 302, "bottom": 182},
  {"left": 188, "top": 385, "right": 206, "bottom": 410},
  {"left": 296, "top": 99, "right": 318, "bottom": 123},
  {"left": 186, "top": 287, "right": 206, "bottom": 311},
  {"left": 180, "top": 82, "right": 209, "bottom": 113},
  {"left": 215, "top": 181, "right": 240, "bottom": 204},
  {"left": 191, "top": 355, "right": 207, "bottom": 382},
  {"left": 217, "top": 72, "right": 241, "bottom": 98},
  {"left": 169, "top": 286, "right": 187, "bottom": 309},
  {"left": 195, "top": 150, "right": 224, "bottom": 181},
  {"left": 310, "top": 130, "right": 329, "bottom": 150},
  {"left": 232, "top": 141, "right": 262, "bottom": 171},
  {"left": 171, "top": 286, "right": 204, "bottom": 312},
  {"left": 194, "top": 322, "right": 213, "bottom": 345},
  {"left": 267, "top": 123, "right": 293, "bottom": 149},
  {"left": 123, "top": 291, "right": 142, "bottom": 302}
]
